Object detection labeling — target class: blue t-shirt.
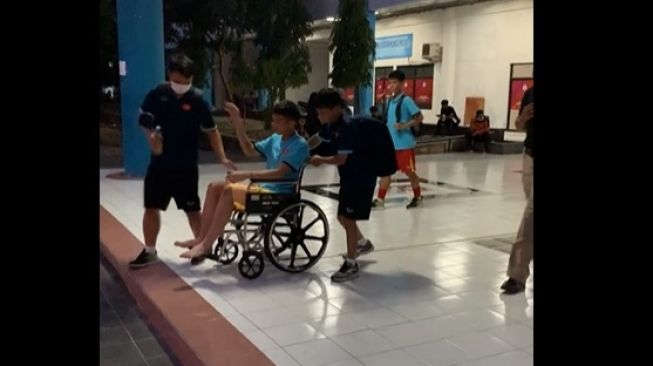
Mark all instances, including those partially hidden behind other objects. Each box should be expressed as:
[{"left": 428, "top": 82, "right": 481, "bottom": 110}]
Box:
[
  {"left": 254, "top": 133, "right": 309, "bottom": 193},
  {"left": 386, "top": 93, "right": 421, "bottom": 150}
]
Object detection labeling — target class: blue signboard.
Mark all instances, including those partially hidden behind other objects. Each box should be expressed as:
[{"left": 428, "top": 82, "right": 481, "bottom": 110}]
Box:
[{"left": 375, "top": 34, "right": 413, "bottom": 60}]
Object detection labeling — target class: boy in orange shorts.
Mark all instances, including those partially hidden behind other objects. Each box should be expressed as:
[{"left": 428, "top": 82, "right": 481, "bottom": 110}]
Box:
[{"left": 372, "top": 70, "right": 424, "bottom": 209}]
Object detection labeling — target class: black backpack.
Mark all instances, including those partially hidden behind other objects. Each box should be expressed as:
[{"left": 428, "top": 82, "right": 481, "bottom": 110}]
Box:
[
  {"left": 382, "top": 94, "right": 420, "bottom": 136},
  {"left": 351, "top": 116, "right": 398, "bottom": 177}
]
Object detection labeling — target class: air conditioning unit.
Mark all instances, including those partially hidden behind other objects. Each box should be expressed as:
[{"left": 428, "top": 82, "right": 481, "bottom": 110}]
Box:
[{"left": 422, "top": 43, "right": 443, "bottom": 62}]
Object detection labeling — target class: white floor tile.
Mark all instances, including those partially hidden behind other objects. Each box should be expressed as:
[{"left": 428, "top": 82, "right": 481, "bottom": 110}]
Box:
[
  {"left": 486, "top": 324, "right": 533, "bottom": 348},
  {"left": 284, "top": 339, "right": 353, "bottom": 366},
  {"left": 405, "top": 339, "right": 468, "bottom": 366},
  {"left": 358, "top": 349, "right": 429, "bottom": 366},
  {"left": 246, "top": 307, "right": 303, "bottom": 329},
  {"left": 348, "top": 308, "right": 409, "bottom": 329},
  {"left": 446, "top": 331, "right": 514, "bottom": 361},
  {"left": 459, "top": 350, "right": 533, "bottom": 366},
  {"left": 263, "top": 322, "right": 327, "bottom": 347},
  {"left": 388, "top": 301, "right": 447, "bottom": 321},
  {"left": 451, "top": 309, "right": 510, "bottom": 330},
  {"left": 330, "top": 330, "right": 398, "bottom": 357},
  {"left": 308, "top": 313, "right": 370, "bottom": 337}
]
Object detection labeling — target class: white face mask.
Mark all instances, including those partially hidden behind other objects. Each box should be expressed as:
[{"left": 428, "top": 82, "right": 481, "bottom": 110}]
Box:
[{"left": 170, "top": 81, "right": 192, "bottom": 95}]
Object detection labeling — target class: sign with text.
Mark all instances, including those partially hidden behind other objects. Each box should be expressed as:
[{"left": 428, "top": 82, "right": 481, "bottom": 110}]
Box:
[{"left": 376, "top": 34, "right": 413, "bottom": 60}]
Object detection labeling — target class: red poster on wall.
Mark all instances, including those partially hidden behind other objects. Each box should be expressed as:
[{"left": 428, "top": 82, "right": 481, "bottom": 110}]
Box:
[
  {"left": 414, "top": 78, "right": 433, "bottom": 109},
  {"left": 344, "top": 87, "right": 355, "bottom": 106},
  {"left": 402, "top": 79, "right": 415, "bottom": 99},
  {"left": 375, "top": 78, "right": 387, "bottom": 104},
  {"left": 510, "top": 79, "right": 534, "bottom": 110}
]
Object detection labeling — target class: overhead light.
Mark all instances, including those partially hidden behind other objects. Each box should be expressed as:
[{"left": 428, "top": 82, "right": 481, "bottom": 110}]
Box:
[
  {"left": 326, "top": 16, "right": 336, "bottom": 22},
  {"left": 375, "top": 11, "right": 380, "bottom": 15}
]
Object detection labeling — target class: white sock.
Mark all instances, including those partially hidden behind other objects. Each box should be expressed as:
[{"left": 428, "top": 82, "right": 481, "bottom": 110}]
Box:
[
  {"left": 345, "top": 256, "right": 357, "bottom": 265},
  {"left": 357, "top": 238, "right": 368, "bottom": 246},
  {"left": 145, "top": 246, "right": 157, "bottom": 254}
]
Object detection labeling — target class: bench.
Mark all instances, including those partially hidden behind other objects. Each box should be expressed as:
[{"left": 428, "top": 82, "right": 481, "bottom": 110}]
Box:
[{"left": 415, "top": 135, "right": 466, "bottom": 154}]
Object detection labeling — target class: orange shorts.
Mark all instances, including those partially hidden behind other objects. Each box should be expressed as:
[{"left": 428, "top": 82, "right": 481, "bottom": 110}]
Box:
[
  {"left": 231, "top": 183, "right": 272, "bottom": 211},
  {"left": 395, "top": 149, "right": 416, "bottom": 174}
]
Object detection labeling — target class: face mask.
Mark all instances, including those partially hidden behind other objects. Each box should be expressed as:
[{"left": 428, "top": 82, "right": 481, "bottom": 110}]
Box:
[{"left": 170, "top": 81, "right": 192, "bottom": 95}]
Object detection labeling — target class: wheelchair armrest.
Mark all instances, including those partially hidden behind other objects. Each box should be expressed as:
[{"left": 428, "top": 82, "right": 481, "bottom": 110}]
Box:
[{"left": 250, "top": 178, "right": 299, "bottom": 184}]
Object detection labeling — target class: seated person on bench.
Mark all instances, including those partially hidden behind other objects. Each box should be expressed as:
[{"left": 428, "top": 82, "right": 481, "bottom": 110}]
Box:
[
  {"left": 436, "top": 99, "right": 461, "bottom": 135},
  {"left": 466, "top": 109, "right": 492, "bottom": 152},
  {"left": 175, "top": 100, "right": 309, "bottom": 260}
]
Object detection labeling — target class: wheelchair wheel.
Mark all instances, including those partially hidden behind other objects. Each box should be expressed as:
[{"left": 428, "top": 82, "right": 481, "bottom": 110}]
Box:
[
  {"left": 213, "top": 237, "right": 239, "bottom": 265},
  {"left": 238, "top": 250, "right": 264, "bottom": 279},
  {"left": 264, "top": 200, "right": 329, "bottom": 273}
]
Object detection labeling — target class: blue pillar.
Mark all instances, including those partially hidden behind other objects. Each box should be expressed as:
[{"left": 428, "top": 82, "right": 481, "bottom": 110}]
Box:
[
  {"left": 117, "top": 0, "right": 165, "bottom": 177},
  {"left": 356, "top": 8, "right": 376, "bottom": 117},
  {"left": 203, "top": 69, "right": 214, "bottom": 110},
  {"left": 258, "top": 89, "right": 270, "bottom": 109}
]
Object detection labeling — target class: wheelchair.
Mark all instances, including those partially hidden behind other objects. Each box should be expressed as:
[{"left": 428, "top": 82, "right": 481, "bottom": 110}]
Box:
[{"left": 202, "top": 165, "right": 330, "bottom": 279}]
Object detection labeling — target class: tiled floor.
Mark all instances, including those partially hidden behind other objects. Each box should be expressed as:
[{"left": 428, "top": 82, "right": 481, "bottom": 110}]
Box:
[
  {"left": 100, "top": 153, "right": 533, "bottom": 366},
  {"left": 100, "top": 259, "right": 177, "bottom": 366}
]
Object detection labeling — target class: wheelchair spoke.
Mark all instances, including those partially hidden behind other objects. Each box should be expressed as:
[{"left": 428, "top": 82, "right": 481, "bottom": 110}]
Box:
[
  {"left": 305, "top": 235, "right": 325, "bottom": 242},
  {"left": 302, "top": 217, "right": 321, "bottom": 232},
  {"left": 271, "top": 233, "right": 290, "bottom": 257},
  {"left": 274, "top": 233, "right": 289, "bottom": 247},
  {"left": 274, "top": 246, "right": 286, "bottom": 256},
  {"left": 299, "top": 242, "right": 314, "bottom": 260},
  {"left": 289, "top": 243, "right": 298, "bottom": 268}
]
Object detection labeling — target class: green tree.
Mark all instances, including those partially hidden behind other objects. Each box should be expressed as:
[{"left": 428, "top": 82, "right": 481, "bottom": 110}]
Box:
[
  {"left": 250, "top": 0, "right": 313, "bottom": 107},
  {"left": 164, "top": 0, "right": 253, "bottom": 98},
  {"left": 330, "top": 0, "right": 376, "bottom": 112}
]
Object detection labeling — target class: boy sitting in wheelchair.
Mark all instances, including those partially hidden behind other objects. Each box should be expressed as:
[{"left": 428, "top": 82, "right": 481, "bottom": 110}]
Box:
[{"left": 175, "top": 100, "right": 309, "bottom": 260}]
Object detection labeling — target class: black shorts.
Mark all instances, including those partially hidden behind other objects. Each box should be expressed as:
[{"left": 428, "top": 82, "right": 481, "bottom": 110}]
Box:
[
  {"left": 144, "top": 166, "right": 200, "bottom": 212},
  {"left": 337, "top": 176, "right": 376, "bottom": 221}
]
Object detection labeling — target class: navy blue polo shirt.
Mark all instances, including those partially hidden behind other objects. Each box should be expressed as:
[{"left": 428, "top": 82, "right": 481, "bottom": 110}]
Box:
[
  {"left": 318, "top": 114, "right": 374, "bottom": 183},
  {"left": 139, "top": 83, "right": 216, "bottom": 169}
]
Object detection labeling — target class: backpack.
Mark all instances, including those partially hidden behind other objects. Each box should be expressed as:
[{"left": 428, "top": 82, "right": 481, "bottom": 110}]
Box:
[
  {"left": 382, "top": 94, "right": 421, "bottom": 136},
  {"left": 350, "top": 116, "right": 398, "bottom": 177}
]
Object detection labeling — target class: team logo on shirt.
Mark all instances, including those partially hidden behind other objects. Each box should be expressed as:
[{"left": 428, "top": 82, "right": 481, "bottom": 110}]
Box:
[{"left": 182, "top": 103, "right": 192, "bottom": 111}]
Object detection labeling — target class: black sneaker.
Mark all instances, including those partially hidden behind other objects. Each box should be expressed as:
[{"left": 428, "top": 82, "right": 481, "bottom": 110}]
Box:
[
  {"left": 129, "top": 249, "right": 159, "bottom": 268},
  {"left": 190, "top": 256, "right": 207, "bottom": 266},
  {"left": 331, "top": 257, "right": 359, "bottom": 283},
  {"left": 406, "top": 197, "right": 423, "bottom": 209},
  {"left": 501, "top": 278, "right": 526, "bottom": 295},
  {"left": 356, "top": 240, "right": 375, "bottom": 256}
]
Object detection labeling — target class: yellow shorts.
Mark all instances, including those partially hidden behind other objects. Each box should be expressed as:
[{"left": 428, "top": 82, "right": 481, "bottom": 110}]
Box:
[{"left": 231, "top": 183, "right": 272, "bottom": 211}]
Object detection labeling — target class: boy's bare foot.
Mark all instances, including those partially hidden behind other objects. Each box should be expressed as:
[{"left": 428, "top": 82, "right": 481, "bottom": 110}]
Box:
[
  {"left": 174, "top": 238, "right": 200, "bottom": 249},
  {"left": 180, "top": 244, "right": 211, "bottom": 259}
]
